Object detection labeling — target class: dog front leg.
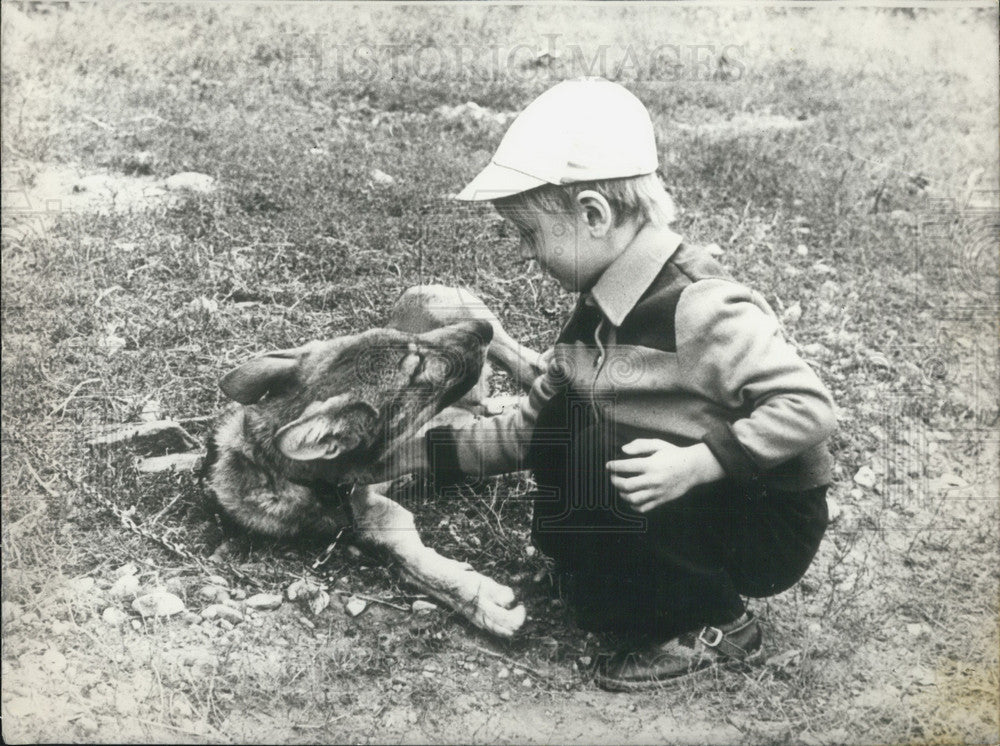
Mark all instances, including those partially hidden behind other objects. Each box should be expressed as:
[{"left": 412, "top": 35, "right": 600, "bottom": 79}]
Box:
[{"left": 351, "top": 484, "right": 526, "bottom": 637}]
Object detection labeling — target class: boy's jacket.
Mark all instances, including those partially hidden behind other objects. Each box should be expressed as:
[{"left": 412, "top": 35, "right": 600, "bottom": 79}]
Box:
[{"left": 434, "top": 225, "right": 836, "bottom": 492}]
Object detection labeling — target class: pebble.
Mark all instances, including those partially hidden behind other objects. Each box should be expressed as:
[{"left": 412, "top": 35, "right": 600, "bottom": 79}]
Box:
[
  {"left": 110, "top": 574, "right": 141, "bottom": 599},
  {"left": 499, "top": 691, "right": 510, "bottom": 701},
  {"left": 69, "top": 577, "right": 96, "bottom": 594},
  {"left": 198, "top": 585, "right": 230, "bottom": 603},
  {"left": 344, "top": 597, "right": 368, "bottom": 617},
  {"left": 853, "top": 466, "right": 877, "bottom": 489},
  {"left": 77, "top": 716, "right": 99, "bottom": 735},
  {"left": 131, "top": 619, "right": 142, "bottom": 630},
  {"left": 370, "top": 168, "right": 396, "bottom": 185},
  {"left": 201, "top": 604, "right": 244, "bottom": 624},
  {"left": 132, "top": 591, "right": 185, "bottom": 618},
  {"left": 411, "top": 600, "right": 437, "bottom": 613},
  {"left": 2, "top": 601, "right": 21, "bottom": 624},
  {"left": 230, "top": 588, "right": 247, "bottom": 601},
  {"left": 286, "top": 578, "right": 323, "bottom": 601},
  {"left": 219, "top": 619, "right": 235, "bottom": 631},
  {"left": 113, "top": 562, "right": 139, "bottom": 578},
  {"left": 497, "top": 668, "right": 510, "bottom": 680},
  {"left": 164, "top": 172, "right": 216, "bottom": 193},
  {"left": 795, "top": 243, "right": 809, "bottom": 257},
  {"left": 41, "top": 648, "right": 68, "bottom": 673},
  {"left": 102, "top": 607, "right": 128, "bottom": 626},
  {"left": 205, "top": 575, "right": 229, "bottom": 588},
  {"left": 245, "top": 593, "right": 283, "bottom": 610}
]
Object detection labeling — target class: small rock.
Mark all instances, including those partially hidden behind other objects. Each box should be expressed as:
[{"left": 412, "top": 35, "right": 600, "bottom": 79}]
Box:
[
  {"left": 101, "top": 606, "right": 128, "bottom": 627},
  {"left": 853, "top": 466, "right": 877, "bottom": 489},
  {"left": 344, "top": 597, "right": 368, "bottom": 617},
  {"left": 765, "top": 649, "right": 801, "bottom": 668},
  {"left": 245, "top": 593, "right": 283, "bottom": 610},
  {"left": 50, "top": 620, "right": 72, "bottom": 635},
  {"left": 40, "top": 648, "right": 68, "bottom": 673},
  {"left": 411, "top": 599, "right": 438, "bottom": 613},
  {"left": 370, "top": 169, "right": 396, "bottom": 186},
  {"left": 521, "top": 677, "right": 532, "bottom": 688},
  {"left": 198, "top": 585, "right": 229, "bottom": 603},
  {"left": 230, "top": 588, "right": 247, "bottom": 601},
  {"left": 286, "top": 578, "right": 323, "bottom": 602},
  {"left": 308, "top": 591, "right": 330, "bottom": 616},
  {"left": 1, "top": 601, "right": 21, "bottom": 625},
  {"left": 114, "top": 562, "right": 139, "bottom": 578},
  {"left": 200, "top": 604, "right": 244, "bottom": 624},
  {"left": 499, "top": 690, "right": 510, "bottom": 701},
  {"left": 811, "top": 262, "right": 836, "bottom": 275},
  {"left": 136, "top": 452, "right": 204, "bottom": 474},
  {"left": 705, "top": 242, "right": 724, "bottom": 257},
  {"left": 132, "top": 591, "right": 185, "bottom": 618},
  {"left": 780, "top": 302, "right": 802, "bottom": 325},
  {"left": 69, "top": 577, "right": 96, "bottom": 594},
  {"left": 138, "top": 399, "right": 163, "bottom": 422},
  {"left": 77, "top": 716, "right": 99, "bottom": 735},
  {"left": 219, "top": 619, "right": 235, "bottom": 631},
  {"left": 497, "top": 668, "right": 510, "bottom": 680},
  {"left": 205, "top": 575, "right": 229, "bottom": 588},
  {"left": 164, "top": 172, "right": 215, "bottom": 193},
  {"left": 524, "top": 546, "right": 536, "bottom": 558},
  {"left": 110, "top": 574, "right": 141, "bottom": 599},
  {"left": 795, "top": 244, "right": 809, "bottom": 257}
]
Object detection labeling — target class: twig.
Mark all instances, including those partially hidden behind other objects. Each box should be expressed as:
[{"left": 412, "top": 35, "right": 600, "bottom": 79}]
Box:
[
  {"left": 48, "top": 377, "right": 100, "bottom": 417},
  {"left": 346, "top": 592, "right": 410, "bottom": 612},
  {"left": 83, "top": 114, "right": 115, "bottom": 132},
  {"left": 467, "top": 642, "right": 551, "bottom": 680},
  {"left": 22, "top": 457, "right": 60, "bottom": 500}
]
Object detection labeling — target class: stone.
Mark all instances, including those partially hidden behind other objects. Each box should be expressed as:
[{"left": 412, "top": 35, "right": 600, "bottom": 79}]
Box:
[
  {"left": 286, "top": 578, "right": 323, "bottom": 602},
  {"left": 411, "top": 599, "right": 437, "bottom": 613},
  {"left": 370, "top": 169, "right": 396, "bottom": 186},
  {"left": 344, "top": 597, "right": 368, "bottom": 617},
  {"left": 200, "top": 604, "right": 244, "bottom": 624},
  {"left": 245, "top": 593, "right": 283, "bottom": 610},
  {"left": 40, "top": 648, "right": 68, "bottom": 673},
  {"left": 1, "top": 601, "right": 21, "bottom": 625},
  {"left": 132, "top": 591, "right": 185, "bottom": 618},
  {"left": 853, "top": 466, "right": 877, "bottom": 489},
  {"left": 164, "top": 172, "right": 216, "bottom": 193},
  {"left": 110, "top": 574, "right": 141, "bottom": 599},
  {"left": 113, "top": 562, "right": 139, "bottom": 578},
  {"left": 136, "top": 452, "right": 204, "bottom": 473},
  {"left": 197, "top": 585, "right": 230, "bottom": 603}
]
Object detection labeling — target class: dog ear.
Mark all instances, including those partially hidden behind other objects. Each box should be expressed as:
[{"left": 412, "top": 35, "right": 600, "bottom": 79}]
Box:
[
  {"left": 275, "top": 394, "right": 377, "bottom": 461},
  {"left": 219, "top": 351, "right": 299, "bottom": 404}
]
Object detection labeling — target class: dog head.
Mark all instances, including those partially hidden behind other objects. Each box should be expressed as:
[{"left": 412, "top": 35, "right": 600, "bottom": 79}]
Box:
[{"left": 220, "top": 319, "right": 492, "bottom": 478}]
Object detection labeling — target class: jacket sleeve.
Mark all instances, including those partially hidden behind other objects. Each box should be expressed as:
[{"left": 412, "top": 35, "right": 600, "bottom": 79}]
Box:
[
  {"left": 674, "top": 278, "right": 837, "bottom": 483},
  {"left": 426, "top": 366, "right": 561, "bottom": 483}
]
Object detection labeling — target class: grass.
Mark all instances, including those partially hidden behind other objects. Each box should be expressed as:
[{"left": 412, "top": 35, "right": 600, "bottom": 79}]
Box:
[{"left": 2, "top": 3, "right": 998, "bottom": 744}]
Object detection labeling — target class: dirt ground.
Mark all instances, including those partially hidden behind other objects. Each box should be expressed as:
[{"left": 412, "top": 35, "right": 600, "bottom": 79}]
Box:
[{"left": 2, "top": 4, "right": 998, "bottom": 745}]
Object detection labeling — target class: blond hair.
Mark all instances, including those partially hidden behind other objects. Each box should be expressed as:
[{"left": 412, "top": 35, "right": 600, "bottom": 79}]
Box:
[{"left": 493, "top": 173, "right": 676, "bottom": 237}]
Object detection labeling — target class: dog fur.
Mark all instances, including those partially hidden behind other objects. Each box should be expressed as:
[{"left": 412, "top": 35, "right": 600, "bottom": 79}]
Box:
[{"left": 206, "top": 286, "right": 540, "bottom": 636}]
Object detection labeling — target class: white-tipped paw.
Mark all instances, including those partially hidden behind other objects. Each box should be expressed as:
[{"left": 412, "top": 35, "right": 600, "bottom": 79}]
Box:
[{"left": 462, "top": 574, "right": 526, "bottom": 638}]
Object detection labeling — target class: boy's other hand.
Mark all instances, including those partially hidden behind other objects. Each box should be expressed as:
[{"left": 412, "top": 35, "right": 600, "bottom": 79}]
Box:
[{"left": 607, "top": 440, "right": 725, "bottom": 513}]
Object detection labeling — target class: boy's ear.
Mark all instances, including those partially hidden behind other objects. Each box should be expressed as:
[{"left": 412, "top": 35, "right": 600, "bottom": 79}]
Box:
[
  {"left": 220, "top": 349, "right": 300, "bottom": 404},
  {"left": 575, "top": 190, "right": 613, "bottom": 236},
  {"left": 275, "top": 394, "right": 378, "bottom": 461}
]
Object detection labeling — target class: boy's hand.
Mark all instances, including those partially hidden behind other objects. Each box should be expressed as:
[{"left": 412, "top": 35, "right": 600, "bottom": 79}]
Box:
[{"left": 607, "top": 440, "right": 725, "bottom": 513}]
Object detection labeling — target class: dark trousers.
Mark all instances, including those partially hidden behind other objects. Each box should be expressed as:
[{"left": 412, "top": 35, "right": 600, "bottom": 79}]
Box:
[{"left": 528, "top": 395, "right": 829, "bottom": 639}]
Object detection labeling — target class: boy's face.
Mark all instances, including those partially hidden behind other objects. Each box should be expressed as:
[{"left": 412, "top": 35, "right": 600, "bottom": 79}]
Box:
[{"left": 505, "top": 209, "right": 614, "bottom": 293}]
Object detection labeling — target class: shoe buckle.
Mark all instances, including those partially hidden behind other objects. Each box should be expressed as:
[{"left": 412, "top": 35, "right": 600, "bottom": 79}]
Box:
[{"left": 698, "top": 626, "right": 724, "bottom": 647}]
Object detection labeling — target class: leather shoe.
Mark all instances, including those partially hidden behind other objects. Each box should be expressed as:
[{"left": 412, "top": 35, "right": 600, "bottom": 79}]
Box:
[{"left": 595, "top": 612, "right": 763, "bottom": 692}]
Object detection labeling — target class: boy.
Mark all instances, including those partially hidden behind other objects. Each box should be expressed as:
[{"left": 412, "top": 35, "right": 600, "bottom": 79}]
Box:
[{"left": 423, "top": 79, "right": 835, "bottom": 691}]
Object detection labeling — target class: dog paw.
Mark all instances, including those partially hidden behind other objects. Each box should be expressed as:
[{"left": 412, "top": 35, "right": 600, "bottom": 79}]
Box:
[{"left": 464, "top": 575, "right": 526, "bottom": 638}]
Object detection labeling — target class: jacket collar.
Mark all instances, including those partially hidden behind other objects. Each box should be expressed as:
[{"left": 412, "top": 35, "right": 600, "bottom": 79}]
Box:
[{"left": 588, "top": 224, "right": 684, "bottom": 327}]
